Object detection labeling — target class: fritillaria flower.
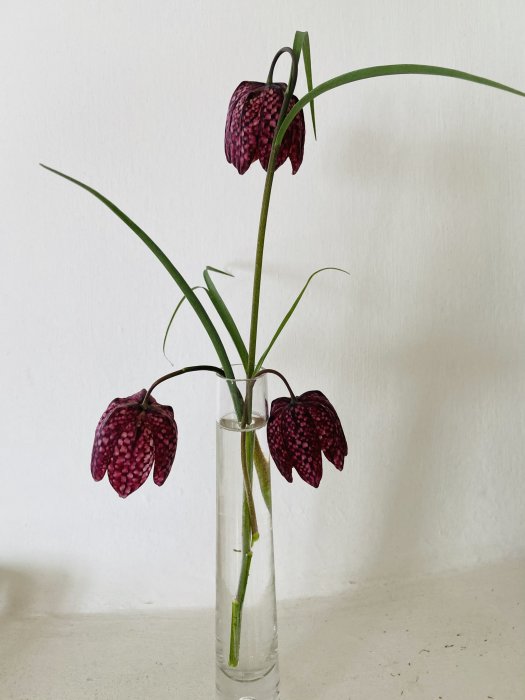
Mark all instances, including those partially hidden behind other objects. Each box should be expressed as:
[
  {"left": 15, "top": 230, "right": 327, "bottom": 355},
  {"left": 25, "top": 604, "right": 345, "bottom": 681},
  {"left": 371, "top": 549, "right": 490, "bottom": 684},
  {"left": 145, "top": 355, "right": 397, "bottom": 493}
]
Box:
[
  {"left": 225, "top": 81, "right": 305, "bottom": 175},
  {"left": 267, "top": 390, "right": 347, "bottom": 488},
  {"left": 91, "top": 389, "right": 178, "bottom": 498}
]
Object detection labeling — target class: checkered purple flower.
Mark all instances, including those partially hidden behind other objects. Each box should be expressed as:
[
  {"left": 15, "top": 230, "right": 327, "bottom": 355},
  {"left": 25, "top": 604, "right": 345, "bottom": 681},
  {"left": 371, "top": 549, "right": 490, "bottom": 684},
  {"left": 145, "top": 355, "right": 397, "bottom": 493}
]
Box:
[
  {"left": 267, "top": 390, "right": 347, "bottom": 488},
  {"left": 91, "top": 389, "right": 178, "bottom": 498},
  {"left": 225, "top": 81, "right": 305, "bottom": 175}
]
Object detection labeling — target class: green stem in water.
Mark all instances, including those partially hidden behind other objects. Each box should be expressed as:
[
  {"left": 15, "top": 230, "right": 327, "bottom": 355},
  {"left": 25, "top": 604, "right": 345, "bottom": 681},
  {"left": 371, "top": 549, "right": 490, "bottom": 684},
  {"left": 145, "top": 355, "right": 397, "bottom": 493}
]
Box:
[
  {"left": 228, "top": 428, "right": 255, "bottom": 667},
  {"left": 142, "top": 365, "right": 224, "bottom": 406}
]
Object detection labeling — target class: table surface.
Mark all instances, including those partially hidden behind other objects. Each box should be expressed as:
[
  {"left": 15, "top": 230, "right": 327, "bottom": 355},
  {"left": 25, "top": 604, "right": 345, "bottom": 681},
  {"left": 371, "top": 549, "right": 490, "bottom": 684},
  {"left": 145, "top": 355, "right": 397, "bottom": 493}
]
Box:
[{"left": 1, "top": 560, "right": 523, "bottom": 699}]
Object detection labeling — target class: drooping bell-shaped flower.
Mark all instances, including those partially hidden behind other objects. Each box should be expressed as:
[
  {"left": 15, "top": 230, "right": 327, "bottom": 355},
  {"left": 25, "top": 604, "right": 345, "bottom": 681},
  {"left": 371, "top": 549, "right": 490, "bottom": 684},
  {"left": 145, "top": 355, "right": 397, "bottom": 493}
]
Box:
[
  {"left": 267, "top": 390, "right": 347, "bottom": 488},
  {"left": 225, "top": 81, "right": 305, "bottom": 175},
  {"left": 91, "top": 389, "right": 178, "bottom": 498}
]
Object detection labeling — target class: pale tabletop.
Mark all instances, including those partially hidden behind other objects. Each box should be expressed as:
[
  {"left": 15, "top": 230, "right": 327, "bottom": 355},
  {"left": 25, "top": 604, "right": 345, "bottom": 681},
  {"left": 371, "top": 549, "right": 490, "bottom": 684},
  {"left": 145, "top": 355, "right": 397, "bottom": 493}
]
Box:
[{"left": 1, "top": 560, "right": 523, "bottom": 699}]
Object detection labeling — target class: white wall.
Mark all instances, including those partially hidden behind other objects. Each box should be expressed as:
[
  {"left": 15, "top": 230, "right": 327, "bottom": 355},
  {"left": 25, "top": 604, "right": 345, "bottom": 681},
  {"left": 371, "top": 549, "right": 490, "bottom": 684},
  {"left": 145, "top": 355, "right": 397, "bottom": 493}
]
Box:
[{"left": 1, "top": 0, "right": 524, "bottom": 614}]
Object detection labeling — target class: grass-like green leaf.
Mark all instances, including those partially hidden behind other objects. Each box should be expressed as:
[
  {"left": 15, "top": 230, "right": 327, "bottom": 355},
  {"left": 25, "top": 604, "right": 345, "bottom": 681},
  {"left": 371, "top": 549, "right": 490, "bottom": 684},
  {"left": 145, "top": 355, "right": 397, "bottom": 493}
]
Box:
[
  {"left": 253, "top": 435, "right": 271, "bottom": 511},
  {"left": 276, "top": 64, "right": 525, "bottom": 147},
  {"left": 162, "top": 286, "right": 209, "bottom": 362},
  {"left": 39, "top": 164, "right": 237, "bottom": 384},
  {"left": 293, "top": 30, "right": 316, "bottom": 138},
  {"left": 203, "top": 267, "right": 249, "bottom": 370},
  {"left": 255, "top": 267, "right": 349, "bottom": 372}
]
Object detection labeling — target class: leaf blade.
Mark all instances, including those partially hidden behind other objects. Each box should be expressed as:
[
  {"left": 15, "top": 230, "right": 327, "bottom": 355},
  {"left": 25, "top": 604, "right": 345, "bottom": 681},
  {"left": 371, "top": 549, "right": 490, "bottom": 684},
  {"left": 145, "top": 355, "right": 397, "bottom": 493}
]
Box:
[
  {"left": 293, "top": 30, "right": 316, "bottom": 138},
  {"left": 162, "top": 286, "right": 209, "bottom": 362},
  {"left": 255, "top": 267, "right": 349, "bottom": 372},
  {"left": 276, "top": 64, "right": 525, "bottom": 146},
  {"left": 40, "top": 163, "right": 236, "bottom": 381},
  {"left": 203, "top": 266, "right": 249, "bottom": 370},
  {"left": 253, "top": 435, "right": 271, "bottom": 511}
]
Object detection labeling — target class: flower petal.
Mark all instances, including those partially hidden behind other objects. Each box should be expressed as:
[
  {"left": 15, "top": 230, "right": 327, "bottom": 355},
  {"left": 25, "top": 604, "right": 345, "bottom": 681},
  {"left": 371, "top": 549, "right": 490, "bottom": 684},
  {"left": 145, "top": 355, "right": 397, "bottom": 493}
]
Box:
[
  {"left": 304, "top": 401, "right": 346, "bottom": 470},
  {"left": 269, "top": 396, "right": 291, "bottom": 417},
  {"left": 272, "top": 95, "right": 305, "bottom": 174},
  {"left": 267, "top": 409, "right": 293, "bottom": 482},
  {"left": 107, "top": 421, "right": 155, "bottom": 498},
  {"left": 287, "top": 100, "right": 306, "bottom": 174},
  {"left": 283, "top": 403, "right": 323, "bottom": 487},
  {"left": 257, "top": 84, "right": 287, "bottom": 171},
  {"left": 300, "top": 391, "right": 348, "bottom": 470},
  {"left": 226, "top": 81, "right": 268, "bottom": 174},
  {"left": 225, "top": 82, "right": 246, "bottom": 160},
  {"left": 146, "top": 406, "right": 178, "bottom": 486},
  {"left": 225, "top": 81, "right": 258, "bottom": 165}
]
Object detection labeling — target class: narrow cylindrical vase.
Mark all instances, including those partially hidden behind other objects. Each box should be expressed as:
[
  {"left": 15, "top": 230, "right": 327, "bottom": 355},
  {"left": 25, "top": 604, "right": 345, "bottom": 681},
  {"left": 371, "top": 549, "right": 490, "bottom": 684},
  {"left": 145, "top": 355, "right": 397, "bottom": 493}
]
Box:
[{"left": 216, "top": 371, "right": 280, "bottom": 700}]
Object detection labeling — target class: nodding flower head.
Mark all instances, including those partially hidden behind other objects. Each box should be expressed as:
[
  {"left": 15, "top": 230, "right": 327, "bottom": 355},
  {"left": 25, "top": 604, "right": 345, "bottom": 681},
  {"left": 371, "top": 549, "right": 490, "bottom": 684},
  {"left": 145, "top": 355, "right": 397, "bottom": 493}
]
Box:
[
  {"left": 267, "top": 390, "right": 347, "bottom": 488},
  {"left": 225, "top": 81, "right": 305, "bottom": 175},
  {"left": 91, "top": 389, "right": 178, "bottom": 498}
]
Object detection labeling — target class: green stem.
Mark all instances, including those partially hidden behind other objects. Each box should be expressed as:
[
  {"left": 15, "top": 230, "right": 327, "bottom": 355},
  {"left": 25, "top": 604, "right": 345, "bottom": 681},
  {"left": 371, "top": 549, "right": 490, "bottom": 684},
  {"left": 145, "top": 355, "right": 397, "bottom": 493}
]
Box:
[
  {"left": 246, "top": 163, "right": 277, "bottom": 377},
  {"left": 228, "top": 45, "right": 300, "bottom": 668},
  {"left": 228, "top": 429, "right": 255, "bottom": 667},
  {"left": 246, "top": 48, "right": 299, "bottom": 378},
  {"left": 255, "top": 368, "right": 295, "bottom": 399},
  {"left": 142, "top": 364, "right": 224, "bottom": 405},
  {"left": 240, "top": 428, "right": 259, "bottom": 543}
]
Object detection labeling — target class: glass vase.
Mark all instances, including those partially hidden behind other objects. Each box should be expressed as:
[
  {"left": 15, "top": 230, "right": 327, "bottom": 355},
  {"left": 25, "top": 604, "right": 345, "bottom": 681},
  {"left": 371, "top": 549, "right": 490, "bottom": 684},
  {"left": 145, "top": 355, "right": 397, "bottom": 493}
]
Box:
[{"left": 215, "top": 371, "right": 280, "bottom": 700}]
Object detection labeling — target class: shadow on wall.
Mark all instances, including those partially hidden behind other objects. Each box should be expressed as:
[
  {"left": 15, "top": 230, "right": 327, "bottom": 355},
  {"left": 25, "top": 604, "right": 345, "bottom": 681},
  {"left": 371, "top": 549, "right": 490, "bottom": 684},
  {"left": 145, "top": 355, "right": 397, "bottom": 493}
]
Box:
[
  {"left": 305, "top": 121, "right": 525, "bottom": 584},
  {"left": 363, "top": 325, "right": 523, "bottom": 580},
  {"left": 0, "top": 565, "right": 70, "bottom": 663},
  {"left": 0, "top": 565, "right": 69, "bottom": 618},
  {"left": 363, "top": 128, "right": 522, "bottom": 580}
]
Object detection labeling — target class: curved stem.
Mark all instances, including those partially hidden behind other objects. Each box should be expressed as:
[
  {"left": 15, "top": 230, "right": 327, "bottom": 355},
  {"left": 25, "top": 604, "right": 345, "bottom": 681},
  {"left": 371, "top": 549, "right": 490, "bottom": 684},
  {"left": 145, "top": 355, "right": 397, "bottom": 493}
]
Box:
[
  {"left": 142, "top": 365, "right": 224, "bottom": 407},
  {"left": 266, "top": 47, "right": 297, "bottom": 86},
  {"left": 141, "top": 364, "right": 260, "bottom": 542},
  {"left": 254, "top": 368, "right": 295, "bottom": 399},
  {"left": 246, "top": 47, "right": 299, "bottom": 378}
]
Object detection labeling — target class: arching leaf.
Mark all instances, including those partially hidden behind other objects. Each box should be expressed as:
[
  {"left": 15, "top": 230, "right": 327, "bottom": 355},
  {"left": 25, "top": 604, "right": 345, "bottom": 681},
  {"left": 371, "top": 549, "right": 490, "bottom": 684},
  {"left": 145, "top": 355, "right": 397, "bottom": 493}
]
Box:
[
  {"left": 276, "top": 64, "right": 525, "bottom": 147},
  {"left": 39, "top": 164, "right": 237, "bottom": 380},
  {"left": 203, "top": 266, "right": 248, "bottom": 370},
  {"left": 255, "top": 267, "right": 349, "bottom": 372},
  {"left": 162, "top": 286, "right": 209, "bottom": 362},
  {"left": 293, "top": 30, "right": 316, "bottom": 138}
]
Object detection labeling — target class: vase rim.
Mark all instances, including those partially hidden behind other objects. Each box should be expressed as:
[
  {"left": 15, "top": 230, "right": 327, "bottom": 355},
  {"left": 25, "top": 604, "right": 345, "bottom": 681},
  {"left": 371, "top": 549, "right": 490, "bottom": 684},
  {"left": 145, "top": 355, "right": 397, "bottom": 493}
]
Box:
[{"left": 216, "top": 363, "right": 266, "bottom": 383}]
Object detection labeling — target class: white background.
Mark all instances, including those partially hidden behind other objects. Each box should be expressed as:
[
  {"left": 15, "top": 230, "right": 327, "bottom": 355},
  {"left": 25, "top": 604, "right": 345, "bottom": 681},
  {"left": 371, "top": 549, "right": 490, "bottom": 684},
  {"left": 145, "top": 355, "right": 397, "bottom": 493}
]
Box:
[{"left": 1, "top": 0, "right": 524, "bottom": 614}]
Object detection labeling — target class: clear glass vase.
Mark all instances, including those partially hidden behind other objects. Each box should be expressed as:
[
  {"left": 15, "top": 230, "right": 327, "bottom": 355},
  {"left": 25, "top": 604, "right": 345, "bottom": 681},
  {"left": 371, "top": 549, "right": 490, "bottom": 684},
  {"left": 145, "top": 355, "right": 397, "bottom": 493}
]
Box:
[{"left": 216, "top": 371, "right": 280, "bottom": 700}]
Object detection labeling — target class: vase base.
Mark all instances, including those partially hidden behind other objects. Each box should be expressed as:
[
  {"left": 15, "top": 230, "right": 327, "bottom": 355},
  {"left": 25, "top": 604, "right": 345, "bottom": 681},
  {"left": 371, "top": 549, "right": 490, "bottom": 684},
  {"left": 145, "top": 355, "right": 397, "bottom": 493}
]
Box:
[{"left": 216, "top": 663, "right": 280, "bottom": 700}]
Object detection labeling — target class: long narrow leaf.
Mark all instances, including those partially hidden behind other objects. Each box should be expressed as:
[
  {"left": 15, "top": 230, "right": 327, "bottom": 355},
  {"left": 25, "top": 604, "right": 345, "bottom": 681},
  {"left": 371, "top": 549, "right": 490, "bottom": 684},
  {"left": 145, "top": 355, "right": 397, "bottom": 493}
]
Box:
[
  {"left": 253, "top": 436, "right": 271, "bottom": 511},
  {"left": 255, "top": 267, "right": 348, "bottom": 372},
  {"left": 276, "top": 64, "right": 525, "bottom": 146},
  {"left": 40, "top": 164, "right": 236, "bottom": 382},
  {"left": 163, "top": 286, "right": 209, "bottom": 361},
  {"left": 293, "top": 30, "right": 316, "bottom": 138},
  {"left": 203, "top": 266, "right": 249, "bottom": 370}
]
